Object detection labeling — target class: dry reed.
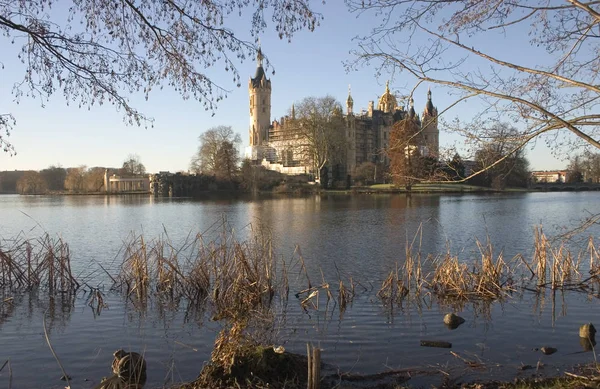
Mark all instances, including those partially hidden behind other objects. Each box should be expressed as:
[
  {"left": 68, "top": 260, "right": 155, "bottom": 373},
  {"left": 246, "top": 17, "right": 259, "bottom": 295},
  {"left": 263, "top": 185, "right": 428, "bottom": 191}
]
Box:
[
  {"left": 377, "top": 225, "right": 600, "bottom": 308},
  {"left": 0, "top": 233, "right": 78, "bottom": 293},
  {"left": 377, "top": 233, "right": 515, "bottom": 306},
  {"left": 113, "top": 224, "right": 289, "bottom": 373},
  {"left": 529, "top": 226, "right": 597, "bottom": 291}
]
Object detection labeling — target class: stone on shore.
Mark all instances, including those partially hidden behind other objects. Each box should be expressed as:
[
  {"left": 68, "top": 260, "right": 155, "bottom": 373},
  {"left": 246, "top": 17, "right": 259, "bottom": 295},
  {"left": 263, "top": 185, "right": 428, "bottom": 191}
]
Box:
[
  {"left": 540, "top": 347, "right": 557, "bottom": 355},
  {"left": 443, "top": 313, "right": 465, "bottom": 329},
  {"left": 579, "top": 323, "right": 596, "bottom": 339}
]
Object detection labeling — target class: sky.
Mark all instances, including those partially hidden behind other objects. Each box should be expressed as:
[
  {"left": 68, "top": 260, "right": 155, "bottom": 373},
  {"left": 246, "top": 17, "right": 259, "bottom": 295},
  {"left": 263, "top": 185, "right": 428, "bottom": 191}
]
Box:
[{"left": 0, "top": 1, "right": 569, "bottom": 173}]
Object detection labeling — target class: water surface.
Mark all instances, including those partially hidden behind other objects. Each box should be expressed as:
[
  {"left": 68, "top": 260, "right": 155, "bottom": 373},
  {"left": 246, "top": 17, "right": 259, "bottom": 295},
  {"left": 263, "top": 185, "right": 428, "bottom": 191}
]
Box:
[{"left": 0, "top": 192, "right": 599, "bottom": 388}]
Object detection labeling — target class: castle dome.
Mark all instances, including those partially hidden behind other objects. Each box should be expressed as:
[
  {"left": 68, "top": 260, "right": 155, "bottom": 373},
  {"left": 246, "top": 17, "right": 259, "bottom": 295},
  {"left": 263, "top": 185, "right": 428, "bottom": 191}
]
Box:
[{"left": 377, "top": 81, "right": 397, "bottom": 113}]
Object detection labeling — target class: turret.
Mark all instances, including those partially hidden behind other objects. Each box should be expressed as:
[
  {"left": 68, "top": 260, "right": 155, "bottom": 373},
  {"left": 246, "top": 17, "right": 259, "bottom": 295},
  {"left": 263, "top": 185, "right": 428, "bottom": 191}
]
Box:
[
  {"left": 408, "top": 97, "right": 416, "bottom": 119},
  {"left": 248, "top": 46, "right": 272, "bottom": 146},
  {"left": 423, "top": 87, "right": 436, "bottom": 117},
  {"left": 346, "top": 85, "right": 354, "bottom": 115}
]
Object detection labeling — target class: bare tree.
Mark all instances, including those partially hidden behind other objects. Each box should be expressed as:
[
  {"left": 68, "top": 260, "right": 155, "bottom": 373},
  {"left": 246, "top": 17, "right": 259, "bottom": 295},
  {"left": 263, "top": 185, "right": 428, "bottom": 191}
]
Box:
[
  {"left": 1, "top": 1, "right": 323, "bottom": 152},
  {"left": 566, "top": 155, "right": 584, "bottom": 183},
  {"left": 64, "top": 166, "right": 87, "bottom": 193},
  {"left": 346, "top": 0, "right": 600, "bottom": 177},
  {"left": 389, "top": 118, "right": 426, "bottom": 190},
  {"left": 277, "top": 96, "right": 347, "bottom": 183},
  {"left": 191, "top": 125, "right": 241, "bottom": 179},
  {"left": 85, "top": 166, "right": 107, "bottom": 192},
  {"left": 468, "top": 123, "right": 531, "bottom": 189},
  {"left": 16, "top": 171, "right": 48, "bottom": 194},
  {"left": 121, "top": 154, "right": 146, "bottom": 176}
]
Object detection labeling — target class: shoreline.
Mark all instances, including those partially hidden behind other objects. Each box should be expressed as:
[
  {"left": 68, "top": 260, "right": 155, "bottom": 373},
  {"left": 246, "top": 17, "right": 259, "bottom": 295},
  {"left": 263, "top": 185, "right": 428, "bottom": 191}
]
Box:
[{"left": 0, "top": 183, "right": 586, "bottom": 197}]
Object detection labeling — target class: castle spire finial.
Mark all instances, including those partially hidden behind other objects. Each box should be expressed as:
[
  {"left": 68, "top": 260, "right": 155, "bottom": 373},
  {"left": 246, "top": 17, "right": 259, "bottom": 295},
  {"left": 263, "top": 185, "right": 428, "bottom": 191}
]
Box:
[
  {"left": 385, "top": 80, "right": 390, "bottom": 93},
  {"left": 427, "top": 86, "right": 432, "bottom": 100},
  {"left": 256, "top": 39, "right": 263, "bottom": 68}
]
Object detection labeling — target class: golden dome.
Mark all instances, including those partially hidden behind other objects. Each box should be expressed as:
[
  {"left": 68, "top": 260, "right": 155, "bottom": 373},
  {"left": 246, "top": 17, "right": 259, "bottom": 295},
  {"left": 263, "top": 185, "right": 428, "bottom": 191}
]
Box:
[{"left": 377, "top": 81, "right": 398, "bottom": 113}]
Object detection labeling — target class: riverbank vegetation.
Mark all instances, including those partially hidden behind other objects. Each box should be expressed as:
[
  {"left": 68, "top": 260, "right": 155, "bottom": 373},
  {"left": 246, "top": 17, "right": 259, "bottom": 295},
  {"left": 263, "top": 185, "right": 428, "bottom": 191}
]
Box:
[
  {"left": 0, "top": 232, "right": 78, "bottom": 292},
  {"left": 2, "top": 224, "right": 600, "bottom": 388}
]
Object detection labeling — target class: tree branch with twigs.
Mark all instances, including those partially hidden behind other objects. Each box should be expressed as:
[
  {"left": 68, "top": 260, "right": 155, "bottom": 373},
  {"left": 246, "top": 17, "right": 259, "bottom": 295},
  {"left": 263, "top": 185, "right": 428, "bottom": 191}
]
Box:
[
  {"left": 0, "top": 0, "right": 323, "bottom": 152},
  {"left": 346, "top": 0, "right": 600, "bottom": 183}
]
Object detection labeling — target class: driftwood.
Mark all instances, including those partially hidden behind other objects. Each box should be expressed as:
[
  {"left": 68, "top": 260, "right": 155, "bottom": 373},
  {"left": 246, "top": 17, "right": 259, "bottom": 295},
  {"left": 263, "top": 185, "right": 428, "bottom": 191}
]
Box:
[{"left": 420, "top": 340, "right": 452, "bottom": 348}]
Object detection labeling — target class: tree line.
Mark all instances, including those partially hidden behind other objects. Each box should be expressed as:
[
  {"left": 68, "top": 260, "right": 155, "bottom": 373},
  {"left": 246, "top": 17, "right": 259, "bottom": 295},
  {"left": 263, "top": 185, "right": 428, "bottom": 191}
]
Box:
[
  {"left": 1, "top": 155, "right": 146, "bottom": 194},
  {"left": 566, "top": 153, "right": 600, "bottom": 184}
]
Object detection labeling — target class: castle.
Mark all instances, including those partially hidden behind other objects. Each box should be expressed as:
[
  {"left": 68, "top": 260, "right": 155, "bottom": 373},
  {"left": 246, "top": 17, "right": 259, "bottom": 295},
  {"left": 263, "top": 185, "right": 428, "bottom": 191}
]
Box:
[{"left": 245, "top": 48, "right": 439, "bottom": 181}]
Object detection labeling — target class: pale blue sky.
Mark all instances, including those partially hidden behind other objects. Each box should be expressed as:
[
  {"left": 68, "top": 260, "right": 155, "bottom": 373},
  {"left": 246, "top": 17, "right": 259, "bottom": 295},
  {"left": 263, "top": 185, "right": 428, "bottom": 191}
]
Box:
[{"left": 0, "top": 1, "right": 567, "bottom": 173}]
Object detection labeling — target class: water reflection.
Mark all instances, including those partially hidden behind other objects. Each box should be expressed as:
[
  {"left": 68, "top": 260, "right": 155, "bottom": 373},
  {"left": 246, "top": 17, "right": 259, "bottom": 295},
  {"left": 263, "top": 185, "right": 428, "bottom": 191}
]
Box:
[{"left": 0, "top": 290, "right": 75, "bottom": 334}]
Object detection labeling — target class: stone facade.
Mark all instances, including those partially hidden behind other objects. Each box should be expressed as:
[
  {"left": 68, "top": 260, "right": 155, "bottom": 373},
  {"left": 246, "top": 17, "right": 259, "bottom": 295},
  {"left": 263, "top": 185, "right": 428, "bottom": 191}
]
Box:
[
  {"left": 246, "top": 50, "right": 440, "bottom": 181},
  {"left": 103, "top": 169, "right": 150, "bottom": 193}
]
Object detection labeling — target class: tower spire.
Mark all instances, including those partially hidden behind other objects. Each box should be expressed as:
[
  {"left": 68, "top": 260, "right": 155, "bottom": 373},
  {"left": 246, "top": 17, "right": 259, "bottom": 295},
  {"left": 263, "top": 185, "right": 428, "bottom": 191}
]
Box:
[
  {"left": 256, "top": 39, "right": 263, "bottom": 68},
  {"left": 291, "top": 102, "right": 296, "bottom": 119}
]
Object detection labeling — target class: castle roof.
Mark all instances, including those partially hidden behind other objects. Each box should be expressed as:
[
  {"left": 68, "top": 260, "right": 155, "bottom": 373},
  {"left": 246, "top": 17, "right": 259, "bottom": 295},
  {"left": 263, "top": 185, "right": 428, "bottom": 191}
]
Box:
[
  {"left": 250, "top": 47, "right": 270, "bottom": 88},
  {"left": 424, "top": 88, "right": 436, "bottom": 116}
]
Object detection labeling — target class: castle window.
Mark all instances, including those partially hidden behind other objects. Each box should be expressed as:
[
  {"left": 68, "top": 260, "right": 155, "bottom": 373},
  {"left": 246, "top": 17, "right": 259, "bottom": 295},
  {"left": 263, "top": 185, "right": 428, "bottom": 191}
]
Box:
[
  {"left": 262, "top": 98, "right": 265, "bottom": 105},
  {"left": 262, "top": 108, "right": 265, "bottom": 113},
  {"left": 425, "top": 135, "right": 428, "bottom": 141}
]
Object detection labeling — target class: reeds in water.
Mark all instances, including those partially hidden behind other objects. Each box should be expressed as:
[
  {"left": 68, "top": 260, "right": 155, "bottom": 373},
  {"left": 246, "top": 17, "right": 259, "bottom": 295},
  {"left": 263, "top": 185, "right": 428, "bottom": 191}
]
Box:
[
  {"left": 0, "top": 233, "right": 78, "bottom": 292},
  {"left": 529, "top": 226, "right": 596, "bottom": 290},
  {"left": 377, "top": 225, "right": 600, "bottom": 308},
  {"left": 114, "top": 224, "right": 288, "bottom": 370},
  {"left": 378, "top": 234, "right": 515, "bottom": 306},
  {"left": 430, "top": 238, "right": 512, "bottom": 301}
]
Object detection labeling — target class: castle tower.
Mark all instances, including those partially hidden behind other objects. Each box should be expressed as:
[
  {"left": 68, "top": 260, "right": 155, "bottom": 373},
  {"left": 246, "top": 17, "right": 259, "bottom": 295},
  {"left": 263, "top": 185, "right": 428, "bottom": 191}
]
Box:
[
  {"left": 248, "top": 47, "right": 271, "bottom": 146},
  {"left": 346, "top": 85, "right": 356, "bottom": 176},
  {"left": 421, "top": 88, "right": 439, "bottom": 157}
]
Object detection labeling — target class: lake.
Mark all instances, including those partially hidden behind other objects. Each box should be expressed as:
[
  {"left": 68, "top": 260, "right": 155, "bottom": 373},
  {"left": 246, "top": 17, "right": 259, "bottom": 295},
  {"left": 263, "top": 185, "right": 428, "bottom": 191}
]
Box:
[{"left": 0, "top": 192, "right": 599, "bottom": 388}]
